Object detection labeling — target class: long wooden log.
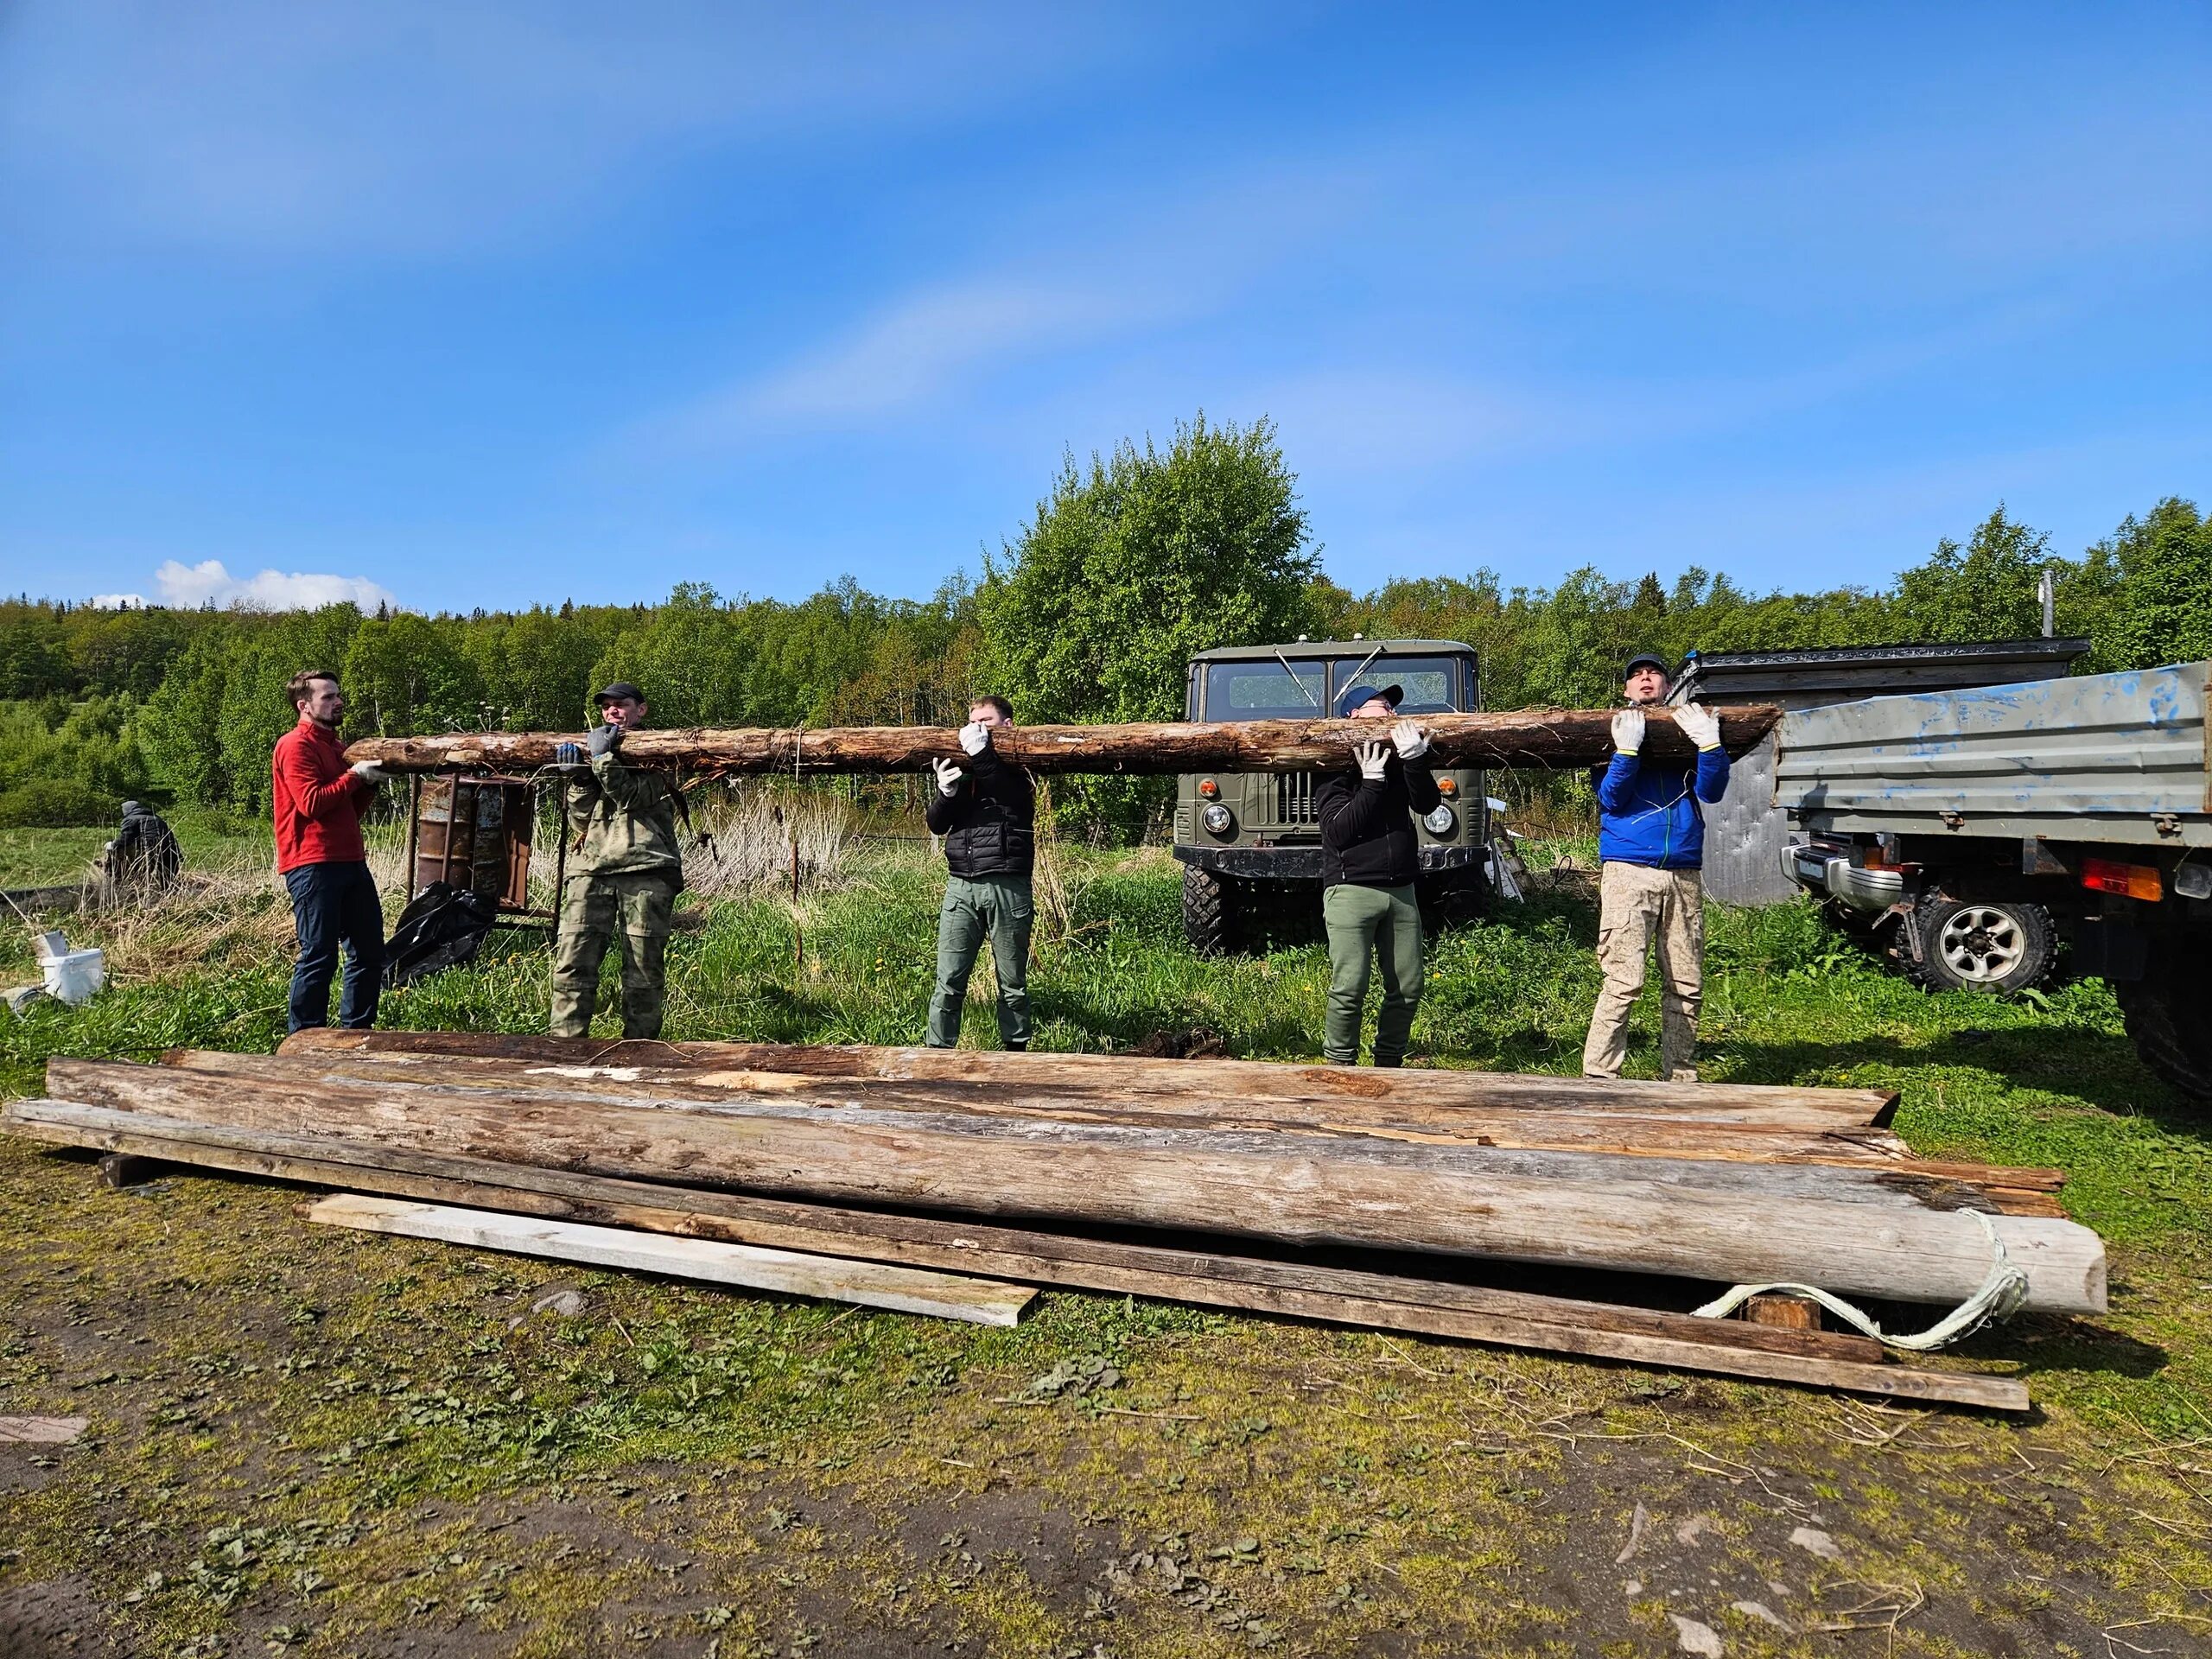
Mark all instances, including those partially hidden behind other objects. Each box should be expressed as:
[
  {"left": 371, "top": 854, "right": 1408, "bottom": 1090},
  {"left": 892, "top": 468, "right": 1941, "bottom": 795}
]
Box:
[
  {"left": 46, "top": 1055, "right": 2107, "bottom": 1313},
  {"left": 225, "top": 1048, "right": 2064, "bottom": 1208},
  {"left": 0, "top": 1101, "right": 2031, "bottom": 1409},
  {"left": 343, "top": 706, "right": 1781, "bottom": 777},
  {"left": 276, "top": 1029, "right": 1902, "bottom": 1133}
]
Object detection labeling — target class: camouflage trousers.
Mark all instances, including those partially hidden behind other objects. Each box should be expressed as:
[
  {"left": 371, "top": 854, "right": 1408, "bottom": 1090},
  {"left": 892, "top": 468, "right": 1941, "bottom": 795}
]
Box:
[{"left": 550, "top": 871, "right": 677, "bottom": 1039}]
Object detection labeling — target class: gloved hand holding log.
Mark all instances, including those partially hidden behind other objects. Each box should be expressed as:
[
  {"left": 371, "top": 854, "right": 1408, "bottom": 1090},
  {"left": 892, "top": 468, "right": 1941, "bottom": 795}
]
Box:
[{"left": 346, "top": 704, "right": 1782, "bottom": 777}]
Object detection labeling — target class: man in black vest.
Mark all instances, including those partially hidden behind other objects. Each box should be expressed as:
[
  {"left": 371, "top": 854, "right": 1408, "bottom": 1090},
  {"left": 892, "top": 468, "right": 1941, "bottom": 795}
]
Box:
[{"left": 924, "top": 694, "right": 1036, "bottom": 1050}]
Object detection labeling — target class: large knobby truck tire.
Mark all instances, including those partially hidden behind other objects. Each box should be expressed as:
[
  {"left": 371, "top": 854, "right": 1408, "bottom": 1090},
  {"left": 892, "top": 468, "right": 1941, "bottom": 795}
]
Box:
[
  {"left": 1181, "top": 865, "right": 1236, "bottom": 956},
  {"left": 1417, "top": 867, "right": 1492, "bottom": 935},
  {"left": 1904, "top": 896, "right": 2057, "bottom": 995},
  {"left": 2115, "top": 941, "right": 2212, "bottom": 1102}
]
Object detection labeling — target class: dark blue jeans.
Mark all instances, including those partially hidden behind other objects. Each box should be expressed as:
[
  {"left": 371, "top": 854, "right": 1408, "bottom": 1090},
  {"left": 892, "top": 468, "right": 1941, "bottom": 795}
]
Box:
[{"left": 284, "top": 861, "right": 385, "bottom": 1033}]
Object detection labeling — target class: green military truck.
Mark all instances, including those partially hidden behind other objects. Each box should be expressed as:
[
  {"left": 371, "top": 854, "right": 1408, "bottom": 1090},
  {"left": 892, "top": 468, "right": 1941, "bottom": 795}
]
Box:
[{"left": 1172, "top": 639, "right": 1491, "bottom": 952}]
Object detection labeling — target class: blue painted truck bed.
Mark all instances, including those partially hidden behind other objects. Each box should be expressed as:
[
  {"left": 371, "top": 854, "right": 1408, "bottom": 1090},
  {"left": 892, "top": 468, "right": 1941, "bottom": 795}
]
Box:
[{"left": 1774, "top": 662, "right": 2211, "bottom": 851}]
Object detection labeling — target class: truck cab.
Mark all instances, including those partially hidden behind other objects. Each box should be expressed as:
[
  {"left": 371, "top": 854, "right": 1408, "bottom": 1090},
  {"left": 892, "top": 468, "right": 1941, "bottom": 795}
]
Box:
[{"left": 1172, "top": 639, "right": 1490, "bottom": 951}]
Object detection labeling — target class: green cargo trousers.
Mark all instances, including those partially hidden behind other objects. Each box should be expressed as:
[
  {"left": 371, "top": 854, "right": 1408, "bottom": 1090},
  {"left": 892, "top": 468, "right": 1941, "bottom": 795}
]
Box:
[
  {"left": 926, "top": 873, "right": 1033, "bottom": 1049},
  {"left": 550, "top": 870, "right": 677, "bottom": 1040},
  {"left": 1323, "top": 880, "right": 1424, "bottom": 1066}
]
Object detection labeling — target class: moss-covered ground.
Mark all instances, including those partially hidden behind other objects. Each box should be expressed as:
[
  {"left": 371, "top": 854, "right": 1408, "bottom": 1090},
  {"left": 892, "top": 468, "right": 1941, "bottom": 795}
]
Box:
[{"left": 3, "top": 842, "right": 2209, "bottom": 1655}]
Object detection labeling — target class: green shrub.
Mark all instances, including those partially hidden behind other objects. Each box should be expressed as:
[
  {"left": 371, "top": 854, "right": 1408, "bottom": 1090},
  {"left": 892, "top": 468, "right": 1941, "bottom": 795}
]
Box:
[{"left": 0, "top": 777, "right": 120, "bottom": 829}]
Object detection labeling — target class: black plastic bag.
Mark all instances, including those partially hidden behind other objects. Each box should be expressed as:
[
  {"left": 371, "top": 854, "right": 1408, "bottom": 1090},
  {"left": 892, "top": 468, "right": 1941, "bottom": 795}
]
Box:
[{"left": 382, "top": 881, "right": 502, "bottom": 988}]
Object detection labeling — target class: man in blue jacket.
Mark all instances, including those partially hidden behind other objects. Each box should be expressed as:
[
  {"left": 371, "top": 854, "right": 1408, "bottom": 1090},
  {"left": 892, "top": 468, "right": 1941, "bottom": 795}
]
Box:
[{"left": 1581, "top": 653, "right": 1729, "bottom": 1082}]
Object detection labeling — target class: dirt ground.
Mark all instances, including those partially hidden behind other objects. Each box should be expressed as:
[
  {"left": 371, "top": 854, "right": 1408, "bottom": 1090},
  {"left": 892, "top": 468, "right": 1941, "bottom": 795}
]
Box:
[{"left": 4, "top": 1138, "right": 2210, "bottom": 1659}]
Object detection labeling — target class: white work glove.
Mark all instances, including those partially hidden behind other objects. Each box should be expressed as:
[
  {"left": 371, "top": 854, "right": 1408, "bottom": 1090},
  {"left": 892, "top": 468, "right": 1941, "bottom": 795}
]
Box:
[
  {"left": 931, "top": 757, "right": 964, "bottom": 797},
  {"left": 1675, "top": 701, "right": 1722, "bottom": 752},
  {"left": 1610, "top": 708, "right": 1645, "bottom": 755},
  {"left": 1355, "top": 741, "right": 1389, "bottom": 782},
  {"left": 957, "top": 721, "right": 990, "bottom": 756},
  {"left": 1390, "top": 719, "right": 1429, "bottom": 761},
  {"left": 349, "top": 760, "right": 388, "bottom": 784}
]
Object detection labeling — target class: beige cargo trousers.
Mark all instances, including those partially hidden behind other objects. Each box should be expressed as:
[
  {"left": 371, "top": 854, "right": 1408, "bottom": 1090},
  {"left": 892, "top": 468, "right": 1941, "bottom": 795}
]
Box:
[{"left": 1580, "top": 861, "right": 1705, "bottom": 1082}]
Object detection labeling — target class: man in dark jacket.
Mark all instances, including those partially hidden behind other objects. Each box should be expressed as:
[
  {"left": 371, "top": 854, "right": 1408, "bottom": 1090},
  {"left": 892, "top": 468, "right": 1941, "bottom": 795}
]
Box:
[
  {"left": 924, "top": 694, "right": 1035, "bottom": 1050},
  {"left": 1316, "top": 681, "right": 1439, "bottom": 1066},
  {"left": 1581, "top": 652, "right": 1729, "bottom": 1081},
  {"left": 103, "top": 799, "right": 181, "bottom": 898}
]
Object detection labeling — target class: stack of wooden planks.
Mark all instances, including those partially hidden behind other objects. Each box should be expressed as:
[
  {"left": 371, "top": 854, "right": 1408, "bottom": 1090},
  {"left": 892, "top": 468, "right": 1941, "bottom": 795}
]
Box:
[{"left": 7, "top": 1031, "right": 2105, "bottom": 1412}]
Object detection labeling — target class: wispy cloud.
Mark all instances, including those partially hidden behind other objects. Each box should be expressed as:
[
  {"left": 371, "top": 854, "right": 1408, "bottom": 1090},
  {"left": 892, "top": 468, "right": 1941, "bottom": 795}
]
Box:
[
  {"left": 654, "top": 281, "right": 1172, "bottom": 448},
  {"left": 628, "top": 154, "right": 1374, "bottom": 455},
  {"left": 0, "top": 2, "right": 1220, "bottom": 257},
  {"left": 153, "top": 559, "right": 397, "bottom": 612}
]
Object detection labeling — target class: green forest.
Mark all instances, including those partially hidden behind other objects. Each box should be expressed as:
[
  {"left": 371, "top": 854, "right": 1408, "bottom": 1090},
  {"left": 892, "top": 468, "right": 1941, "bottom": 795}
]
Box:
[{"left": 3, "top": 416, "right": 2207, "bottom": 834}]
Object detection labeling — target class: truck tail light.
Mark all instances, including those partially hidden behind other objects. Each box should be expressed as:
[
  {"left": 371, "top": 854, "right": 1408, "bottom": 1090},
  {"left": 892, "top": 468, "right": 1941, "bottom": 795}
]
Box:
[
  {"left": 2082, "top": 857, "right": 2162, "bottom": 901},
  {"left": 1198, "top": 779, "right": 1219, "bottom": 798}
]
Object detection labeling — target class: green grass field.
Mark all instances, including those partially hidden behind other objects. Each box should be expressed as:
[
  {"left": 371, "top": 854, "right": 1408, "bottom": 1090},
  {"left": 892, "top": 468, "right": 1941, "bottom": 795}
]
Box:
[{"left": 3, "top": 840, "right": 2209, "bottom": 1655}]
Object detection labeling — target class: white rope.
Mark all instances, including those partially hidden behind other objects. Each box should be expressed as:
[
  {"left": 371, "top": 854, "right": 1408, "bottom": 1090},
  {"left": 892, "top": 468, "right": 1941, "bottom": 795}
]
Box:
[{"left": 1692, "top": 1210, "right": 2030, "bottom": 1352}]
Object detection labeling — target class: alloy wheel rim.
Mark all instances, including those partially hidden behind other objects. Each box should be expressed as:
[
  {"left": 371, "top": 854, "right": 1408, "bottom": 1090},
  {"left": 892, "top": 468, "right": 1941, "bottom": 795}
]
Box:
[{"left": 1938, "top": 906, "right": 2025, "bottom": 982}]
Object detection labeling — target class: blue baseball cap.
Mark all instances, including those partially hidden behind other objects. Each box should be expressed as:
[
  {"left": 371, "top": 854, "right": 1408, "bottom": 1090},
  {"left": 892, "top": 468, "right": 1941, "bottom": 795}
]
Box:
[{"left": 1338, "top": 682, "right": 1402, "bottom": 717}]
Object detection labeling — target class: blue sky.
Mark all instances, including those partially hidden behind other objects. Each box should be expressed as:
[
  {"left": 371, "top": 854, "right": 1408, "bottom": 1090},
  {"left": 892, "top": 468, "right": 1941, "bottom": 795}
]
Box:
[{"left": 2, "top": 2, "right": 2207, "bottom": 614}]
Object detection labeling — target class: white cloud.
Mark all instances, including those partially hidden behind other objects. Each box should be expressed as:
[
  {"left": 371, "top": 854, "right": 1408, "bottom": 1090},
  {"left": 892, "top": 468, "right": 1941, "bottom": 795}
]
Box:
[
  {"left": 88, "top": 593, "right": 149, "bottom": 609},
  {"left": 155, "top": 559, "right": 397, "bottom": 613}
]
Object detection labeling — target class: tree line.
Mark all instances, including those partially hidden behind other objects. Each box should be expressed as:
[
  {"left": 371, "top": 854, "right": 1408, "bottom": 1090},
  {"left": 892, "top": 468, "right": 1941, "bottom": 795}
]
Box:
[{"left": 0, "top": 415, "right": 2205, "bottom": 832}]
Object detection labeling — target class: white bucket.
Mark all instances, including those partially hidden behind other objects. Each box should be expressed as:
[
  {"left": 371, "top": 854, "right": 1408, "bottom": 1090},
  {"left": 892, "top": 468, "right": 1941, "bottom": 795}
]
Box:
[{"left": 39, "top": 948, "right": 105, "bottom": 1006}]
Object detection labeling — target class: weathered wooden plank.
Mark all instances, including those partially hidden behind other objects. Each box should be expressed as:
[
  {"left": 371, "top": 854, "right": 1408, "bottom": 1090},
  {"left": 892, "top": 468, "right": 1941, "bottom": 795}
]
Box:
[
  {"left": 45, "top": 1057, "right": 2106, "bottom": 1312},
  {"left": 303, "top": 1193, "right": 1035, "bottom": 1325},
  {"left": 275, "top": 1029, "right": 1905, "bottom": 1134},
  {"left": 3, "top": 1101, "right": 2031, "bottom": 1409},
  {"left": 344, "top": 705, "right": 1783, "bottom": 778}
]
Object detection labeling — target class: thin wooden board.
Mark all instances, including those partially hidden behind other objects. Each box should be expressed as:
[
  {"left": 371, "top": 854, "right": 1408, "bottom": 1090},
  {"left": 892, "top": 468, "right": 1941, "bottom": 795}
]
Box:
[
  {"left": 0, "top": 1416, "right": 89, "bottom": 1444},
  {"left": 303, "top": 1192, "right": 1036, "bottom": 1326},
  {"left": 5, "top": 1101, "right": 2031, "bottom": 1411}
]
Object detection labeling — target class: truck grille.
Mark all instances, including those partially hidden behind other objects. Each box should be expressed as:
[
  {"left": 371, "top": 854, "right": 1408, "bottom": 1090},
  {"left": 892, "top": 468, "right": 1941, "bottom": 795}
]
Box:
[{"left": 1274, "top": 772, "right": 1319, "bottom": 824}]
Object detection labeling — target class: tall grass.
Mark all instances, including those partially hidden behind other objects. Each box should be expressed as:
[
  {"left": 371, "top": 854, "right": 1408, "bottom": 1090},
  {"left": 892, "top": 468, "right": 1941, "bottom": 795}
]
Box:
[{"left": 678, "top": 786, "right": 857, "bottom": 899}]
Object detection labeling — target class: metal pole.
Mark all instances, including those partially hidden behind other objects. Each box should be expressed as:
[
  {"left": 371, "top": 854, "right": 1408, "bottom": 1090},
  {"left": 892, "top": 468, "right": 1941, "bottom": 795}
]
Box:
[{"left": 404, "top": 775, "right": 420, "bottom": 896}]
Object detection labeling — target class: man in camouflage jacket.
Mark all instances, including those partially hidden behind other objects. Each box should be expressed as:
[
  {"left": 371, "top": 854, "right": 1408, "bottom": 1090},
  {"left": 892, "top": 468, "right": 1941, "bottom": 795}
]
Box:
[{"left": 550, "top": 682, "right": 684, "bottom": 1039}]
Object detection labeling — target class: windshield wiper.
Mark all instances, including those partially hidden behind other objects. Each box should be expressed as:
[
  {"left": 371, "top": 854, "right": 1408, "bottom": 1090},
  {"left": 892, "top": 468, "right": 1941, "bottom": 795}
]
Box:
[
  {"left": 1340, "top": 642, "right": 1386, "bottom": 696},
  {"left": 1273, "top": 649, "right": 1323, "bottom": 712}
]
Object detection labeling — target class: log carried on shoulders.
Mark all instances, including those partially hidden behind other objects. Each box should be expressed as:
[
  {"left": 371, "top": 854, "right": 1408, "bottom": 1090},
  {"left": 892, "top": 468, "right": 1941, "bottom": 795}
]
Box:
[
  {"left": 343, "top": 705, "right": 1781, "bottom": 777},
  {"left": 46, "top": 1054, "right": 2106, "bottom": 1313}
]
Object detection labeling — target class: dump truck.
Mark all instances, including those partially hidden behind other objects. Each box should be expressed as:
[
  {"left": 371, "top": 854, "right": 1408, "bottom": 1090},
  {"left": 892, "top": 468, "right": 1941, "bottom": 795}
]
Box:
[
  {"left": 1775, "top": 662, "right": 2212, "bottom": 1097},
  {"left": 1172, "top": 639, "right": 1491, "bottom": 951}
]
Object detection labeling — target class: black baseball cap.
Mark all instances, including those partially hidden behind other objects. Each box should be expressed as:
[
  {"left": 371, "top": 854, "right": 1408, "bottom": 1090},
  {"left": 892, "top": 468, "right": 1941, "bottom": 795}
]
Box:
[
  {"left": 1623, "top": 653, "right": 1669, "bottom": 679},
  {"left": 1338, "top": 682, "right": 1403, "bottom": 716},
  {"left": 594, "top": 681, "right": 645, "bottom": 707}
]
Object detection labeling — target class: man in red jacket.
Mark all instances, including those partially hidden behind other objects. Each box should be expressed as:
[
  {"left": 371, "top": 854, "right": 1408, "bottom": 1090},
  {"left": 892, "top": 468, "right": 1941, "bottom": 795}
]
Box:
[{"left": 272, "top": 669, "right": 389, "bottom": 1032}]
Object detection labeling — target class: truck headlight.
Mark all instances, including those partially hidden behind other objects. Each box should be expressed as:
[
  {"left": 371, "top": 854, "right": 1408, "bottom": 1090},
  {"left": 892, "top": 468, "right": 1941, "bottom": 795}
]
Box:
[
  {"left": 1201, "top": 803, "right": 1234, "bottom": 836},
  {"left": 1423, "top": 804, "right": 1455, "bottom": 836}
]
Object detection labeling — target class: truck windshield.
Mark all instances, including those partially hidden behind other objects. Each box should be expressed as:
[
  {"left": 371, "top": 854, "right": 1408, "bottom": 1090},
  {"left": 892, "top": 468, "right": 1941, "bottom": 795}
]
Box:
[
  {"left": 1203, "top": 660, "right": 1329, "bottom": 721},
  {"left": 1335, "top": 656, "right": 1464, "bottom": 715}
]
